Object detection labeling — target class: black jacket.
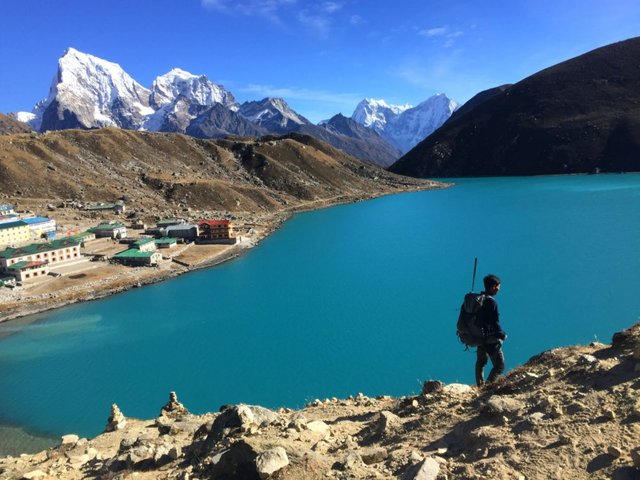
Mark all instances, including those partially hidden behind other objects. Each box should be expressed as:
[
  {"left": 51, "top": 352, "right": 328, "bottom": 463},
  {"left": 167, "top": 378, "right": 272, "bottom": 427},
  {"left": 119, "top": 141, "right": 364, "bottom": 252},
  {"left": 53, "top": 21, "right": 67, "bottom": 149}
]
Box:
[{"left": 481, "top": 294, "right": 506, "bottom": 341}]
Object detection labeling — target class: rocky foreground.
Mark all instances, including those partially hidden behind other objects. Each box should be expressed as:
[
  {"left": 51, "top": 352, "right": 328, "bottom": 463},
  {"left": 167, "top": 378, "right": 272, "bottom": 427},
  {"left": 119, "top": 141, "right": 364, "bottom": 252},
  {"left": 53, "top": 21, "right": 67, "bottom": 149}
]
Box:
[{"left": 2, "top": 324, "right": 640, "bottom": 480}]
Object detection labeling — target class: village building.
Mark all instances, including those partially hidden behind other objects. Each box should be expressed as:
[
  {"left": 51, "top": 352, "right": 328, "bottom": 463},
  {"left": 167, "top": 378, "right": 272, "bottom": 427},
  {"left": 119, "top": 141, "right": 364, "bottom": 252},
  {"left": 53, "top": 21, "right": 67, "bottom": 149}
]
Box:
[
  {"left": 88, "top": 221, "right": 127, "bottom": 239},
  {"left": 198, "top": 220, "right": 236, "bottom": 244},
  {"left": 131, "top": 220, "right": 147, "bottom": 230},
  {"left": 22, "top": 216, "right": 57, "bottom": 240},
  {"left": 0, "top": 214, "right": 20, "bottom": 225},
  {"left": 165, "top": 224, "right": 199, "bottom": 241},
  {"left": 0, "top": 220, "right": 31, "bottom": 247},
  {"left": 72, "top": 231, "right": 97, "bottom": 246},
  {"left": 112, "top": 249, "right": 162, "bottom": 267},
  {"left": 0, "top": 238, "right": 82, "bottom": 282},
  {"left": 144, "top": 226, "right": 165, "bottom": 237},
  {"left": 157, "top": 219, "right": 186, "bottom": 228},
  {"left": 155, "top": 237, "right": 178, "bottom": 249},
  {"left": 132, "top": 237, "right": 156, "bottom": 252},
  {"left": 85, "top": 202, "right": 126, "bottom": 214},
  {"left": 5, "top": 260, "right": 49, "bottom": 282},
  {"left": 0, "top": 204, "right": 15, "bottom": 216}
]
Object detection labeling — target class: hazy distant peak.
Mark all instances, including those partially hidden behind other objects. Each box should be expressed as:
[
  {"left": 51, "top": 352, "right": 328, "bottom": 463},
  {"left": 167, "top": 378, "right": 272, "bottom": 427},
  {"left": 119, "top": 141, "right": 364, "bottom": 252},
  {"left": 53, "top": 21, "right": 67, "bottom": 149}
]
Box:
[
  {"left": 238, "top": 97, "right": 311, "bottom": 131},
  {"left": 352, "top": 95, "right": 458, "bottom": 153}
]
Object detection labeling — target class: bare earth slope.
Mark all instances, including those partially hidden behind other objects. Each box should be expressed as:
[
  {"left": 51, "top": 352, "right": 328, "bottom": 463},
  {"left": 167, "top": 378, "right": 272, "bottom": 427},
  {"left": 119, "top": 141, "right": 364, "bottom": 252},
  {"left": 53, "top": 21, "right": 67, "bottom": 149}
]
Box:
[
  {"left": 0, "top": 128, "right": 430, "bottom": 216},
  {"left": 1, "top": 323, "right": 639, "bottom": 479},
  {"left": 0, "top": 114, "right": 32, "bottom": 135}
]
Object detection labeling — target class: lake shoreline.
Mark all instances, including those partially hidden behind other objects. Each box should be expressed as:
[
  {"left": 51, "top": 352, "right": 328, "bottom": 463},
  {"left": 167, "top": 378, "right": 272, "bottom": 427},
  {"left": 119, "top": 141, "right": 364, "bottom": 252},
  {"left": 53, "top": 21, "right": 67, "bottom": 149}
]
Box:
[{"left": 0, "top": 184, "right": 448, "bottom": 326}]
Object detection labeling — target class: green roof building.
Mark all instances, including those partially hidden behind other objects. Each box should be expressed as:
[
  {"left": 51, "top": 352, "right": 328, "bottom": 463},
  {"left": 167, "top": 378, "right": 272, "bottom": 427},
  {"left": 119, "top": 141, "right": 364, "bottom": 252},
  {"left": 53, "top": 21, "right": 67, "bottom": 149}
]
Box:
[{"left": 112, "top": 249, "right": 161, "bottom": 267}]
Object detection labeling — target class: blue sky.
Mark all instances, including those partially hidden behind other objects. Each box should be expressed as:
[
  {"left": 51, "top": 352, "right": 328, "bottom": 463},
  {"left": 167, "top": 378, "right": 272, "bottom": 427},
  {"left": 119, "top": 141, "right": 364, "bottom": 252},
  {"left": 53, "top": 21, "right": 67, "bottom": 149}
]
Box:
[{"left": 2, "top": 0, "right": 640, "bottom": 123}]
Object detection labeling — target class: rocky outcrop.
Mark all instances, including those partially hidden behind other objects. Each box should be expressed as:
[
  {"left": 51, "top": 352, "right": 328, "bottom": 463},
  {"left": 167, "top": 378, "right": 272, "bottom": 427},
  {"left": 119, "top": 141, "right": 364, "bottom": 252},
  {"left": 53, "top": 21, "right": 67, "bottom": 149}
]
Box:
[{"left": 2, "top": 322, "right": 640, "bottom": 479}]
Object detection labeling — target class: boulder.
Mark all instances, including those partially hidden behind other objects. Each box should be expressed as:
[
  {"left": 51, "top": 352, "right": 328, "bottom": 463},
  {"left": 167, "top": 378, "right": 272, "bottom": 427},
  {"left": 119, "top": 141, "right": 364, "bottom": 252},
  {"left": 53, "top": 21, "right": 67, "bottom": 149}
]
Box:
[
  {"left": 443, "top": 383, "right": 473, "bottom": 394},
  {"left": 60, "top": 434, "right": 79, "bottom": 449},
  {"left": 374, "top": 410, "right": 402, "bottom": 435},
  {"left": 306, "top": 420, "right": 330, "bottom": 434},
  {"left": 405, "top": 457, "right": 440, "bottom": 480},
  {"left": 288, "top": 415, "right": 307, "bottom": 432},
  {"left": 255, "top": 446, "right": 289, "bottom": 479},
  {"left": 236, "top": 405, "right": 280, "bottom": 429},
  {"left": 343, "top": 451, "right": 363, "bottom": 470},
  {"left": 21, "top": 470, "right": 47, "bottom": 479},
  {"left": 208, "top": 405, "right": 281, "bottom": 443},
  {"left": 67, "top": 453, "right": 90, "bottom": 468},
  {"left": 578, "top": 354, "right": 598, "bottom": 365},
  {"left": 483, "top": 396, "right": 525, "bottom": 415},
  {"left": 608, "top": 446, "right": 622, "bottom": 458},
  {"left": 360, "top": 446, "right": 388, "bottom": 465},
  {"left": 422, "top": 380, "right": 444, "bottom": 394}
]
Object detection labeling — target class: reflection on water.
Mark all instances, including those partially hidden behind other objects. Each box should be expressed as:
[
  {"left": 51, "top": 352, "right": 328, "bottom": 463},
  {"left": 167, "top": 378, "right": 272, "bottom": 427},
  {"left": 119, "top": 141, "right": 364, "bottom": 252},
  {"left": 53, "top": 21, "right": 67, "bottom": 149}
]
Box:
[{"left": 0, "top": 314, "right": 105, "bottom": 362}]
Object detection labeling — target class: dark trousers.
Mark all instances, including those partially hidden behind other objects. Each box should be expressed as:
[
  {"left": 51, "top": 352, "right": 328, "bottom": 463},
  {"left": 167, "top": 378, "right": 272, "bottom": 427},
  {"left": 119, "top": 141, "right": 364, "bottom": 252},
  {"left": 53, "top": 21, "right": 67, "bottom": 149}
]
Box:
[{"left": 475, "top": 342, "right": 505, "bottom": 386}]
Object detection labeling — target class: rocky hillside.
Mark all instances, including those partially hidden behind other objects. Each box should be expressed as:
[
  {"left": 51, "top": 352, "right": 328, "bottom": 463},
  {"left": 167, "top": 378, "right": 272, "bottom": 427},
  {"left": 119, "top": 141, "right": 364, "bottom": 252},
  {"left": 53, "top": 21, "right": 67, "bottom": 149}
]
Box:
[
  {"left": 0, "top": 129, "right": 432, "bottom": 221},
  {"left": 2, "top": 322, "right": 639, "bottom": 479},
  {"left": 390, "top": 36, "right": 640, "bottom": 177},
  {"left": 0, "top": 114, "right": 32, "bottom": 135}
]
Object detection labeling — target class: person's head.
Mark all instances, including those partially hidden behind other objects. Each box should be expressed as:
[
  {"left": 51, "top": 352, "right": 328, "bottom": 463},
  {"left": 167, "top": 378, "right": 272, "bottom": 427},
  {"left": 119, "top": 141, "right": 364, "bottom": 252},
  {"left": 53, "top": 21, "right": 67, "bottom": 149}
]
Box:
[{"left": 483, "top": 274, "right": 501, "bottom": 295}]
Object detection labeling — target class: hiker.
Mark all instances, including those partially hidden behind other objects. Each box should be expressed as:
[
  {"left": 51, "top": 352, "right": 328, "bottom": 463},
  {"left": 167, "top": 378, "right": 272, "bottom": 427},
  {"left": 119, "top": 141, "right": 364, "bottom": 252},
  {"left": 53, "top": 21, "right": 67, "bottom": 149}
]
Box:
[{"left": 475, "top": 274, "right": 506, "bottom": 386}]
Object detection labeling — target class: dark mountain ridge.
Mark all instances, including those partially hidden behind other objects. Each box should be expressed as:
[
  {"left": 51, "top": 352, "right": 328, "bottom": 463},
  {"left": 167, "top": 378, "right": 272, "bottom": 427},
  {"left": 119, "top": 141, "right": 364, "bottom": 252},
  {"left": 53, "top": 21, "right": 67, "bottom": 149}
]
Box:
[{"left": 390, "top": 37, "right": 640, "bottom": 177}]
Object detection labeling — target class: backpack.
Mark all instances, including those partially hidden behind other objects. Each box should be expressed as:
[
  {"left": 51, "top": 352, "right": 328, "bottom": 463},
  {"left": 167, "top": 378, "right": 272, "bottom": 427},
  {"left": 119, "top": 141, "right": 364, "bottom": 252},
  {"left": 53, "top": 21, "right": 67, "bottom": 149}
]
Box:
[{"left": 456, "top": 292, "right": 487, "bottom": 347}]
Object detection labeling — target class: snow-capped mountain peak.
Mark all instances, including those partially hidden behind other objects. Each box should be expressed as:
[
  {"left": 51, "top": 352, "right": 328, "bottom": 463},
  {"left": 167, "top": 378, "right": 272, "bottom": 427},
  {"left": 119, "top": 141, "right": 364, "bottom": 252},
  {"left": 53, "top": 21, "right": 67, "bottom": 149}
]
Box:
[
  {"left": 149, "top": 68, "right": 238, "bottom": 112},
  {"left": 24, "top": 47, "right": 153, "bottom": 131},
  {"left": 351, "top": 98, "right": 412, "bottom": 132},
  {"left": 351, "top": 94, "right": 458, "bottom": 153}
]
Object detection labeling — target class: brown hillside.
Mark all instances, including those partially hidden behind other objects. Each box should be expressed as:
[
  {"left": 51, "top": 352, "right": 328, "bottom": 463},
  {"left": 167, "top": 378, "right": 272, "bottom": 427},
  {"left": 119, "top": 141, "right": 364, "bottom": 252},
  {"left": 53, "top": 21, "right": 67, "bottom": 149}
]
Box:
[
  {"left": 0, "top": 113, "right": 32, "bottom": 135},
  {"left": 0, "top": 128, "right": 431, "bottom": 220},
  {"left": 390, "top": 37, "right": 640, "bottom": 177}
]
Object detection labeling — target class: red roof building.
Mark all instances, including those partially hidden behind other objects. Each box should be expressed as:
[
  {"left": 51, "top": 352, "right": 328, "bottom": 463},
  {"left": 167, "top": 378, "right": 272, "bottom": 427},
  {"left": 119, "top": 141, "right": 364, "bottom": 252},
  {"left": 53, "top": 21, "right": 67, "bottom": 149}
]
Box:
[{"left": 198, "top": 220, "right": 236, "bottom": 243}]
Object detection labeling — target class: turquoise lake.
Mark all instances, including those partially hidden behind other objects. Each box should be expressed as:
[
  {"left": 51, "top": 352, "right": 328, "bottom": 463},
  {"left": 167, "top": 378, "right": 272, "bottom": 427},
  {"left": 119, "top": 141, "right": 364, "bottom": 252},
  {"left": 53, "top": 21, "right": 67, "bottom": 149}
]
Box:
[{"left": 1, "top": 174, "right": 640, "bottom": 445}]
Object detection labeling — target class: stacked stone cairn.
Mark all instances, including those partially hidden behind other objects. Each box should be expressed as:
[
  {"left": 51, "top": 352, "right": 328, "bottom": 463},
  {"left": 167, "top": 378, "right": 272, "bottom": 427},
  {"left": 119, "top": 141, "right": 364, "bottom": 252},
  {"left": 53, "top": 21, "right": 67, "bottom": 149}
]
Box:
[
  {"left": 105, "top": 403, "right": 127, "bottom": 432},
  {"left": 160, "top": 391, "right": 189, "bottom": 419}
]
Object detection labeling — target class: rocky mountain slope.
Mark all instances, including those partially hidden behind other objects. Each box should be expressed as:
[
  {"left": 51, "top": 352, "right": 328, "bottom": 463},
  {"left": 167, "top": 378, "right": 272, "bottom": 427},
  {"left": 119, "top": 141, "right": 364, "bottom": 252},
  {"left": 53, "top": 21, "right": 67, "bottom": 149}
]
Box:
[
  {"left": 239, "top": 98, "right": 311, "bottom": 134},
  {"left": 390, "top": 37, "right": 640, "bottom": 178},
  {"left": 2, "top": 321, "right": 639, "bottom": 479},
  {"left": 236, "top": 98, "right": 401, "bottom": 166},
  {"left": 0, "top": 113, "right": 32, "bottom": 135},
  {"left": 0, "top": 128, "right": 432, "bottom": 220}
]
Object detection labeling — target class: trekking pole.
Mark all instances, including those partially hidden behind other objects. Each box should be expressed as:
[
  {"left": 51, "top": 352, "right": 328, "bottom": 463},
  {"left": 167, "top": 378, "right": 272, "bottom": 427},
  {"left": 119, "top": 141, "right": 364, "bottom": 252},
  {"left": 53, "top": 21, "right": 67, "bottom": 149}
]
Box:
[{"left": 471, "top": 257, "right": 478, "bottom": 292}]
